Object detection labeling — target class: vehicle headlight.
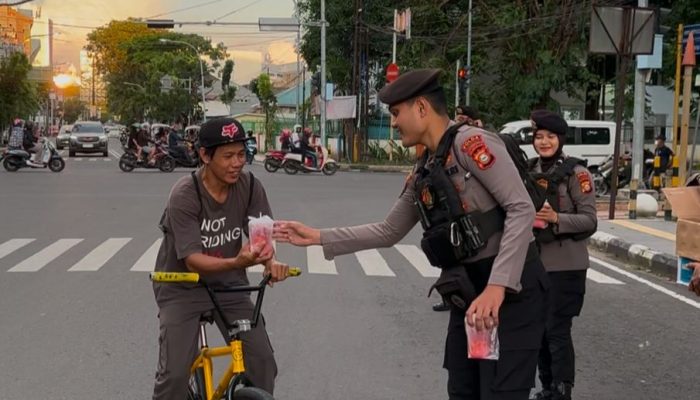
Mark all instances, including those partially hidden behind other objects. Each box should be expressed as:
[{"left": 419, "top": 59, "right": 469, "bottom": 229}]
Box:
[{"left": 70, "top": 135, "right": 77, "bottom": 140}]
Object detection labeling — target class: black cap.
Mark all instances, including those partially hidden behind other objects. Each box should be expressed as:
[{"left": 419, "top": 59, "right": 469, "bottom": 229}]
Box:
[
  {"left": 530, "top": 110, "right": 568, "bottom": 136},
  {"left": 655, "top": 134, "right": 666, "bottom": 140},
  {"left": 378, "top": 68, "right": 442, "bottom": 107},
  {"left": 198, "top": 117, "right": 247, "bottom": 149},
  {"left": 457, "top": 105, "right": 480, "bottom": 120}
]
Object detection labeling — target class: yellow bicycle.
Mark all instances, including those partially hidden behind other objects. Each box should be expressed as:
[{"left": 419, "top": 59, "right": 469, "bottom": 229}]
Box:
[{"left": 150, "top": 268, "right": 301, "bottom": 400}]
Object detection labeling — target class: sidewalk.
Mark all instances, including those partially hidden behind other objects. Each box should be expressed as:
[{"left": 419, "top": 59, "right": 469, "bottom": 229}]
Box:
[{"left": 589, "top": 201, "right": 678, "bottom": 279}]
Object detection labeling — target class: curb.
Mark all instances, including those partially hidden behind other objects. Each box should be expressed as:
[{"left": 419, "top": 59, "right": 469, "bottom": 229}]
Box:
[
  {"left": 588, "top": 231, "right": 677, "bottom": 279},
  {"left": 339, "top": 164, "right": 413, "bottom": 173}
]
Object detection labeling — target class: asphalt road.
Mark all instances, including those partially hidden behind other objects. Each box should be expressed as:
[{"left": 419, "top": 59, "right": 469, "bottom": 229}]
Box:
[{"left": 0, "top": 138, "right": 698, "bottom": 400}]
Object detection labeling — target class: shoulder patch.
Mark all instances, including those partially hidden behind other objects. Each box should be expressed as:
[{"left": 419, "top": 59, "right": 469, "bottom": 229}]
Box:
[
  {"left": 460, "top": 135, "right": 495, "bottom": 170},
  {"left": 576, "top": 171, "right": 592, "bottom": 193}
]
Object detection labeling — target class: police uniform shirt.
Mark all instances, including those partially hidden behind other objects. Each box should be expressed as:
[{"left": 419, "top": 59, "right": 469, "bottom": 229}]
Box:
[
  {"left": 319, "top": 122, "right": 536, "bottom": 292},
  {"left": 530, "top": 155, "right": 597, "bottom": 271}
]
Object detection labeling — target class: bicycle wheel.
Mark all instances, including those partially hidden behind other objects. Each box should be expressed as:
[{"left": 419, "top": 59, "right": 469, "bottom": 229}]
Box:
[
  {"left": 187, "top": 368, "right": 206, "bottom": 400},
  {"left": 228, "top": 387, "right": 275, "bottom": 400}
]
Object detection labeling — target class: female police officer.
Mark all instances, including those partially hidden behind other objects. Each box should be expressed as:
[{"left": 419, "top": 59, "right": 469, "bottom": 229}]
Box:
[
  {"left": 527, "top": 111, "right": 597, "bottom": 400},
  {"left": 274, "top": 69, "right": 549, "bottom": 400}
]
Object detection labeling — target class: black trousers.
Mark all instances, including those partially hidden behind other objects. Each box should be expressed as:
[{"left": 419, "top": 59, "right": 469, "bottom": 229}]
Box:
[
  {"left": 537, "top": 270, "right": 586, "bottom": 388},
  {"left": 445, "top": 244, "right": 549, "bottom": 400}
]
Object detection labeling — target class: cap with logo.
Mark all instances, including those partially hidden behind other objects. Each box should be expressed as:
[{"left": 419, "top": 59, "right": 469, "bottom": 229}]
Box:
[{"left": 198, "top": 117, "right": 248, "bottom": 149}]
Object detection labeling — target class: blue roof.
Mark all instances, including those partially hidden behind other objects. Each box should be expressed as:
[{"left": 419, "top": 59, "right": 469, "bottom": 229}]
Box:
[{"left": 275, "top": 79, "right": 312, "bottom": 107}]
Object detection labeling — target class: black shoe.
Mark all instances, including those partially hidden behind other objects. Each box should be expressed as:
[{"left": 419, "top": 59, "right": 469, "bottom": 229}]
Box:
[
  {"left": 551, "top": 382, "right": 572, "bottom": 400},
  {"left": 530, "top": 388, "right": 553, "bottom": 400},
  {"left": 432, "top": 301, "right": 450, "bottom": 312}
]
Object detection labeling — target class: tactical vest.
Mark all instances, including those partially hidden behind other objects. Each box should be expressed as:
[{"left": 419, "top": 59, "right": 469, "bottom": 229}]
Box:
[
  {"left": 529, "top": 157, "right": 595, "bottom": 243},
  {"left": 414, "top": 123, "right": 505, "bottom": 268}
]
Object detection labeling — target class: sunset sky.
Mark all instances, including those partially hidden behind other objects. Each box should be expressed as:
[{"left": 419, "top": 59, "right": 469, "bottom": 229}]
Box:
[{"left": 31, "top": 0, "right": 299, "bottom": 84}]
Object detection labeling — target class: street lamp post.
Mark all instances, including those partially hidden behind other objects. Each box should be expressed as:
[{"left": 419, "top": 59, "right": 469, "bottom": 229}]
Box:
[{"left": 159, "top": 38, "right": 207, "bottom": 122}]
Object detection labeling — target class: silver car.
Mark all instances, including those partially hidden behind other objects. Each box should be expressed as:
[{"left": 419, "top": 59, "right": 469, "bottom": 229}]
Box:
[
  {"left": 69, "top": 121, "right": 108, "bottom": 157},
  {"left": 55, "top": 124, "right": 73, "bottom": 150}
]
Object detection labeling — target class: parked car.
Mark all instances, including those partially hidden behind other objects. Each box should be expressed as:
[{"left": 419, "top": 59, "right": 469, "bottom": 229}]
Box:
[
  {"left": 55, "top": 124, "right": 73, "bottom": 150},
  {"left": 69, "top": 121, "right": 108, "bottom": 157}
]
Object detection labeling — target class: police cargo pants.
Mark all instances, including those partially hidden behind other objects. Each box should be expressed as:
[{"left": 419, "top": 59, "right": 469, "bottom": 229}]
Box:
[
  {"left": 537, "top": 270, "right": 587, "bottom": 388},
  {"left": 152, "top": 292, "right": 277, "bottom": 400},
  {"left": 444, "top": 245, "right": 548, "bottom": 400}
]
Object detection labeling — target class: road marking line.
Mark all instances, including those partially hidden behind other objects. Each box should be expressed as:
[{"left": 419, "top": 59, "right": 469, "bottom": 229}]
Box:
[
  {"left": 0, "top": 239, "right": 35, "bottom": 260},
  {"left": 68, "top": 238, "right": 131, "bottom": 271},
  {"left": 130, "top": 239, "right": 162, "bottom": 271},
  {"left": 73, "top": 158, "right": 83, "bottom": 161},
  {"left": 8, "top": 239, "right": 83, "bottom": 272},
  {"left": 355, "top": 249, "right": 395, "bottom": 277},
  {"left": 608, "top": 219, "right": 676, "bottom": 242},
  {"left": 109, "top": 149, "right": 122, "bottom": 159},
  {"left": 88, "top": 158, "right": 97, "bottom": 161},
  {"left": 307, "top": 245, "right": 337, "bottom": 275},
  {"left": 590, "top": 256, "right": 700, "bottom": 310},
  {"left": 103, "top": 158, "right": 111, "bottom": 162},
  {"left": 394, "top": 244, "right": 440, "bottom": 278},
  {"left": 587, "top": 268, "right": 624, "bottom": 285}
]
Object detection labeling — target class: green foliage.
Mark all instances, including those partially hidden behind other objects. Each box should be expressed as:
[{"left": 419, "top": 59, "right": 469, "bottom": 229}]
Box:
[
  {"left": 219, "top": 60, "right": 237, "bottom": 113},
  {"left": 250, "top": 74, "right": 278, "bottom": 149},
  {"left": 0, "top": 52, "right": 39, "bottom": 131},
  {"left": 61, "top": 98, "right": 86, "bottom": 124}
]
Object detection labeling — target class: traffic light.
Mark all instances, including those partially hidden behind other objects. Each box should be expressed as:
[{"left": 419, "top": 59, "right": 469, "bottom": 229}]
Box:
[
  {"left": 458, "top": 67, "right": 468, "bottom": 81},
  {"left": 147, "top": 19, "right": 175, "bottom": 29}
]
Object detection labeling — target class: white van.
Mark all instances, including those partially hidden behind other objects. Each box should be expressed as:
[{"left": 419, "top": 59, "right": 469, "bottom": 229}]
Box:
[{"left": 499, "top": 120, "right": 617, "bottom": 167}]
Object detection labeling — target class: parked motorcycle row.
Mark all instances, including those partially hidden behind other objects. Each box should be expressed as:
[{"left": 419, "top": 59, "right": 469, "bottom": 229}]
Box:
[{"left": 589, "top": 152, "right": 655, "bottom": 197}]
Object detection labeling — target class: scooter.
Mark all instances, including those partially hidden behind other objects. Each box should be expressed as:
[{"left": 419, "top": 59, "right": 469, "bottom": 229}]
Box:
[
  {"left": 2, "top": 138, "right": 65, "bottom": 172},
  {"left": 281, "top": 145, "right": 338, "bottom": 176},
  {"left": 118, "top": 145, "right": 173, "bottom": 172},
  {"left": 166, "top": 141, "right": 199, "bottom": 168},
  {"left": 264, "top": 149, "right": 288, "bottom": 172}
]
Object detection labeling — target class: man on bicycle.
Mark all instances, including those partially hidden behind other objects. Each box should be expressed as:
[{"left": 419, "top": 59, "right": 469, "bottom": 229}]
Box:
[{"left": 152, "top": 117, "right": 289, "bottom": 399}]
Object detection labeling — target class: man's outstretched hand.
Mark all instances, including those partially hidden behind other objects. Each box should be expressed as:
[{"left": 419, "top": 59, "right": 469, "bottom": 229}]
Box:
[{"left": 273, "top": 221, "right": 321, "bottom": 247}]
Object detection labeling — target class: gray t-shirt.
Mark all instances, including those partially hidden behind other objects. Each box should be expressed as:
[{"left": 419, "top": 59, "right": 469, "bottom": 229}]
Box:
[{"left": 153, "top": 168, "right": 272, "bottom": 304}]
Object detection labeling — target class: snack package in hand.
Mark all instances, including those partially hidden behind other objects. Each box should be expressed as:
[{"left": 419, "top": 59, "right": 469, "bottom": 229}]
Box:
[
  {"left": 465, "top": 315, "right": 500, "bottom": 360},
  {"left": 248, "top": 214, "right": 274, "bottom": 253}
]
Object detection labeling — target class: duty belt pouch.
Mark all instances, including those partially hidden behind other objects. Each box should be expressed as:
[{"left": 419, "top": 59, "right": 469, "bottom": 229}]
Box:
[
  {"left": 429, "top": 266, "right": 477, "bottom": 310},
  {"left": 421, "top": 221, "right": 474, "bottom": 267}
]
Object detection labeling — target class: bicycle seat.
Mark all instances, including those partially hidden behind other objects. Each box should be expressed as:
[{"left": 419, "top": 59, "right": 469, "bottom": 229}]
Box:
[{"left": 199, "top": 311, "right": 215, "bottom": 324}]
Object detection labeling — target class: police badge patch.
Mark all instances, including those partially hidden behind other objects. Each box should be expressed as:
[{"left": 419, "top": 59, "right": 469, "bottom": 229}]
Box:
[
  {"left": 421, "top": 186, "right": 434, "bottom": 209},
  {"left": 577, "top": 172, "right": 592, "bottom": 193},
  {"left": 461, "top": 134, "right": 495, "bottom": 170}
]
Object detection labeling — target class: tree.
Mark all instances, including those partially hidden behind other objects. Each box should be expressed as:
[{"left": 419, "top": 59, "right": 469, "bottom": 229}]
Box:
[
  {"left": 61, "top": 98, "right": 86, "bottom": 124},
  {"left": 0, "top": 52, "right": 39, "bottom": 132},
  {"left": 219, "top": 60, "right": 237, "bottom": 114},
  {"left": 250, "top": 74, "right": 277, "bottom": 149}
]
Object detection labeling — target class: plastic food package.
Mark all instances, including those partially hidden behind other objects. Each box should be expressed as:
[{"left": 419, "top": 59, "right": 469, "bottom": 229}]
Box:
[
  {"left": 465, "top": 315, "right": 500, "bottom": 360},
  {"left": 248, "top": 214, "right": 274, "bottom": 253}
]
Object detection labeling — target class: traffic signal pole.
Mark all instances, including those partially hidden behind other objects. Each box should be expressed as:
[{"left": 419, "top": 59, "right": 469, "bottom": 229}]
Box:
[{"left": 465, "top": 0, "right": 473, "bottom": 106}]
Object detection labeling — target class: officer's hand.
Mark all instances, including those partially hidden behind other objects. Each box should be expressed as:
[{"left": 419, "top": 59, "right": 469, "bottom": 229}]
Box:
[
  {"left": 273, "top": 221, "right": 321, "bottom": 246},
  {"left": 535, "top": 203, "right": 558, "bottom": 224},
  {"left": 264, "top": 260, "right": 289, "bottom": 287},
  {"left": 466, "top": 285, "right": 505, "bottom": 331},
  {"left": 237, "top": 241, "right": 274, "bottom": 268},
  {"left": 687, "top": 262, "right": 700, "bottom": 296}
]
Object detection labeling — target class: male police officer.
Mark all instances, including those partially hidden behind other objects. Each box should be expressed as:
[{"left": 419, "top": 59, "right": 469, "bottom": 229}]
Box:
[{"left": 274, "top": 69, "right": 548, "bottom": 400}]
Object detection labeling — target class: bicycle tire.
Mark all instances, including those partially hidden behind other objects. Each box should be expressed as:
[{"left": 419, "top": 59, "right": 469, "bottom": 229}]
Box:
[{"left": 228, "top": 386, "right": 275, "bottom": 400}]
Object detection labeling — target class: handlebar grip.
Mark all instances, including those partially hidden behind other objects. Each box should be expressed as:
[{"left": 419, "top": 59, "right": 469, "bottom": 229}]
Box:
[
  {"left": 150, "top": 272, "right": 200, "bottom": 283},
  {"left": 287, "top": 267, "right": 302, "bottom": 277}
]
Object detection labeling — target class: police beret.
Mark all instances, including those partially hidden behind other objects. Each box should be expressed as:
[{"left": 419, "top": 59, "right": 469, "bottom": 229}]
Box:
[
  {"left": 378, "top": 68, "right": 442, "bottom": 106},
  {"left": 530, "top": 110, "right": 568, "bottom": 136},
  {"left": 457, "top": 105, "right": 481, "bottom": 120}
]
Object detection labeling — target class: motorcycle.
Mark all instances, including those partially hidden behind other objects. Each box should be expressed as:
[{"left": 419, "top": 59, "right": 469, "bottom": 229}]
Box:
[
  {"left": 264, "top": 149, "right": 288, "bottom": 172},
  {"left": 118, "top": 145, "right": 173, "bottom": 172},
  {"left": 281, "top": 145, "right": 338, "bottom": 176},
  {"left": 591, "top": 153, "right": 652, "bottom": 197},
  {"left": 167, "top": 141, "right": 199, "bottom": 168},
  {"left": 119, "top": 128, "right": 128, "bottom": 148},
  {"left": 2, "top": 138, "right": 65, "bottom": 172}
]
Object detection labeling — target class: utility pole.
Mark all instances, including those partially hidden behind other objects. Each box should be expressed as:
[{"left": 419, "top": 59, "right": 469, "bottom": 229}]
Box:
[
  {"left": 629, "top": 0, "right": 648, "bottom": 220},
  {"left": 320, "top": 0, "right": 327, "bottom": 147},
  {"left": 465, "top": 0, "right": 473, "bottom": 105},
  {"left": 91, "top": 55, "right": 96, "bottom": 119},
  {"left": 455, "top": 59, "right": 461, "bottom": 108},
  {"left": 294, "top": 0, "right": 301, "bottom": 124},
  {"left": 679, "top": 31, "right": 696, "bottom": 186}
]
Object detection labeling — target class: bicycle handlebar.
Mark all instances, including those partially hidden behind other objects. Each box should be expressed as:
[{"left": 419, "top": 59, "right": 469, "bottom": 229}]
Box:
[{"left": 150, "top": 267, "right": 302, "bottom": 284}]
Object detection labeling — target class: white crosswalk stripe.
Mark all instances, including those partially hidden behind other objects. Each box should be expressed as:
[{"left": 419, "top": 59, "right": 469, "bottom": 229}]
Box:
[
  {"left": 307, "top": 245, "right": 337, "bottom": 275},
  {"left": 394, "top": 244, "right": 440, "bottom": 278},
  {"left": 130, "top": 239, "right": 162, "bottom": 271},
  {"left": 0, "top": 237, "right": 630, "bottom": 285},
  {"left": 8, "top": 239, "right": 83, "bottom": 272},
  {"left": 0, "top": 238, "right": 35, "bottom": 260},
  {"left": 68, "top": 238, "right": 131, "bottom": 271},
  {"left": 355, "top": 249, "right": 396, "bottom": 277},
  {"left": 587, "top": 268, "right": 624, "bottom": 285}
]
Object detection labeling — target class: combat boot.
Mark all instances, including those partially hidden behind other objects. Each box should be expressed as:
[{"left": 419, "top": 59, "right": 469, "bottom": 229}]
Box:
[
  {"left": 529, "top": 386, "right": 552, "bottom": 400},
  {"left": 551, "top": 382, "right": 573, "bottom": 400}
]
